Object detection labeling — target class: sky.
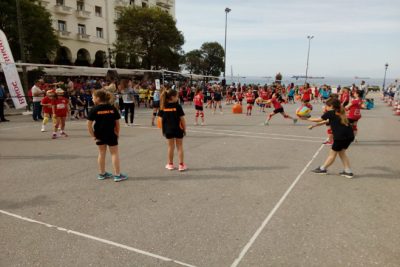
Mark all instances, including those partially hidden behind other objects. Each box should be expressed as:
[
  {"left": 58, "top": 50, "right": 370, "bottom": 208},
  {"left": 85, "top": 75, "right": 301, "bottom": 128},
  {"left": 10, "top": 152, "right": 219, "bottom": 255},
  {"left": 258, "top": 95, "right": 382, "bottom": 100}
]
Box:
[{"left": 175, "top": 0, "right": 400, "bottom": 79}]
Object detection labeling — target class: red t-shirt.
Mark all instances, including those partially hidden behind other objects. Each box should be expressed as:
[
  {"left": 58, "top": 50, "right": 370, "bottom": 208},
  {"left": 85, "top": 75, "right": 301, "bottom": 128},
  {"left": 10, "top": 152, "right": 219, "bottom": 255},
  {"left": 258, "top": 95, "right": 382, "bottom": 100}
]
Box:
[
  {"left": 340, "top": 92, "right": 350, "bottom": 104},
  {"left": 53, "top": 97, "right": 69, "bottom": 117},
  {"left": 194, "top": 93, "right": 204, "bottom": 107},
  {"left": 41, "top": 96, "right": 53, "bottom": 114},
  {"left": 246, "top": 92, "right": 255, "bottom": 103},
  {"left": 348, "top": 99, "right": 362, "bottom": 120},
  {"left": 260, "top": 91, "right": 268, "bottom": 100},
  {"left": 271, "top": 97, "right": 282, "bottom": 110},
  {"left": 314, "top": 87, "right": 319, "bottom": 97},
  {"left": 302, "top": 88, "right": 312, "bottom": 101}
]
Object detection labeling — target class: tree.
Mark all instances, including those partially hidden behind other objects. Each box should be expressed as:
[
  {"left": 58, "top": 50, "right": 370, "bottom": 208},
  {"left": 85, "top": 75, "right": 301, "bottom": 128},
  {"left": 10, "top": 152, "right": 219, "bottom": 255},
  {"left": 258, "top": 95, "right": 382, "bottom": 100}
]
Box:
[
  {"left": 0, "top": 0, "right": 59, "bottom": 63},
  {"left": 200, "top": 42, "right": 224, "bottom": 77},
  {"left": 115, "top": 7, "right": 184, "bottom": 71},
  {"left": 184, "top": 49, "right": 203, "bottom": 74}
]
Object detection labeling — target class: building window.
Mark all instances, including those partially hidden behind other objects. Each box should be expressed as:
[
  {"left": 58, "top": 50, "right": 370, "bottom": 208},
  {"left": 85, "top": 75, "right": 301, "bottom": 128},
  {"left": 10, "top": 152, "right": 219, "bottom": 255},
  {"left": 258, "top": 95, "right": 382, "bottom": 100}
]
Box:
[
  {"left": 95, "top": 6, "right": 102, "bottom": 17},
  {"left": 77, "top": 1, "right": 84, "bottom": 11},
  {"left": 78, "top": 24, "right": 86, "bottom": 35},
  {"left": 96, "top": 27, "right": 104, "bottom": 38},
  {"left": 58, "top": 20, "right": 67, "bottom": 31},
  {"left": 56, "top": 0, "right": 64, "bottom": 6}
]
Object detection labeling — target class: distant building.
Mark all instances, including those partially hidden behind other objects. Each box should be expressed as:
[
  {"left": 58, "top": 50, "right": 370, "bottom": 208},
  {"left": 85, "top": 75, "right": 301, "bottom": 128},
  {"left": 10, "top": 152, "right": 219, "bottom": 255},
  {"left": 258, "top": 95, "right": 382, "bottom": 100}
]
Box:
[{"left": 38, "top": 0, "right": 175, "bottom": 67}]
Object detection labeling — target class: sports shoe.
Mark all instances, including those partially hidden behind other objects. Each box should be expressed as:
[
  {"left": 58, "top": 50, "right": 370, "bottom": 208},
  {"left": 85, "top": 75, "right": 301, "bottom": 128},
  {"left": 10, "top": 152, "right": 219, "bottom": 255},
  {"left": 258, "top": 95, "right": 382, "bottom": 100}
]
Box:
[
  {"left": 165, "top": 163, "right": 175, "bottom": 170},
  {"left": 114, "top": 173, "right": 128, "bottom": 182},
  {"left": 293, "top": 118, "right": 298, "bottom": 124},
  {"left": 98, "top": 172, "right": 113, "bottom": 180},
  {"left": 339, "top": 171, "right": 354, "bottom": 179},
  {"left": 178, "top": 163, "right": 187, "bottom": 172},
  {"left": 52, "top": 133, "right": 57, "bottom": 139},
  {"left": 201, "top": 122, "right": 206, "bottom": 126},
  {"left": 41, "top": 126, "right": 46, "bottom": 132},
  {"left": 60, "top": 132, "right": 68, "bottom": 137},
  {"left": 264, "top": 120, "right": 269, "bottom": 126},
  {"left": 312, "top": 167, "right": 327, "bottom": 175},
  {"left": 323, "top": 140, "right": 333, "bottom": 145}
]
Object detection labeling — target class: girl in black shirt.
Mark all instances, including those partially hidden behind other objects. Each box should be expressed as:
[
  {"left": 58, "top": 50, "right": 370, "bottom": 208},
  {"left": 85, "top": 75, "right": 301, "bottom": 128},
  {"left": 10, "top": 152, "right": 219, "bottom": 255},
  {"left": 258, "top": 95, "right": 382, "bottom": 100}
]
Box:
[
  {"left": 308, "top": 98, "right": 355, "bottom": 178},
  {"left": 158, "top": 89, "right": 187, "bottom": 171}
]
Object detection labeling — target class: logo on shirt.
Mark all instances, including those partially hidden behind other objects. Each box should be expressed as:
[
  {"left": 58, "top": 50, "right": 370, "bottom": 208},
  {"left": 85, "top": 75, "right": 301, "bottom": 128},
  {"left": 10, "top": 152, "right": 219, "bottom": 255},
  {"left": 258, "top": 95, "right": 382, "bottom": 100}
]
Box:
[{"left": 97, "top": 110, "right": 114, "bottom": 115}]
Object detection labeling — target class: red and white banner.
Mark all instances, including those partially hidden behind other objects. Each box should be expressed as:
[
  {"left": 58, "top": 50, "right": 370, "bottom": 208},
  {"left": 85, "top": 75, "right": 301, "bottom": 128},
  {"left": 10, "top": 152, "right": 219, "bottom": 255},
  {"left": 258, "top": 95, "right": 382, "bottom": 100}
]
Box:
[{"left": 0, "top": 30, "right": 27, "bottom": 109}]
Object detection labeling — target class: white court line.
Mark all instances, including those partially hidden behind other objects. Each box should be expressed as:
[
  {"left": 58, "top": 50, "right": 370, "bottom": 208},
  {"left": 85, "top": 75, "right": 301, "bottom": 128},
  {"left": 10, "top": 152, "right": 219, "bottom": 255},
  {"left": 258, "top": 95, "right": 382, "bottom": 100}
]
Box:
[
  {"left": 192, "top": 127, "right": 325, "bottom": 140},
  {"left": 230, "top": 144, "right": 325, "bottom": 267},
  {"left": 0, "top": 210, "right": 197, "bottom": 267}
]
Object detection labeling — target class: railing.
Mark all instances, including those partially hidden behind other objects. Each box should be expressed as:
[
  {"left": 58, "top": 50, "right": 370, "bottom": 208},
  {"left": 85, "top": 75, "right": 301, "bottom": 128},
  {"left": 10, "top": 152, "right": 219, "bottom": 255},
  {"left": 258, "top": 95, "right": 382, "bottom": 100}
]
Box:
[
  {"left": 54, "top": 4, "right": 73, "bottom": 14},
  {"left": 76, "top": 10, "right": 91, "bottom": 18}
]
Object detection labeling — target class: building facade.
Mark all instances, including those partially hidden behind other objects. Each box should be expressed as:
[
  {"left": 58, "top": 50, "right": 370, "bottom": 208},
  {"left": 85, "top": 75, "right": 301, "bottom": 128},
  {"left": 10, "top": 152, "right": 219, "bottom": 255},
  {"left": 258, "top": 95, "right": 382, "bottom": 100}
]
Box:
[{"left": 39, "top": 0, "right": 175, "bottom": 67}]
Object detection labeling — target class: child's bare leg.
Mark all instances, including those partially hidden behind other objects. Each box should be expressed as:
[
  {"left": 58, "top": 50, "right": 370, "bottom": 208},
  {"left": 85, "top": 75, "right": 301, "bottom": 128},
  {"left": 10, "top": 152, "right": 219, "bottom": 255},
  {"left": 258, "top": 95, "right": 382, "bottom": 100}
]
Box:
[
  {"left": 321, "top": 150, "right": 338, "bottom": 169},
  {"left": 176, "top": 139, "right": 184, "bottom": 164},
  {"left": 338, "top": 150, "right": 351, "bottom": 170},
  {"left": 167, "top": 139, "right": 175, "bottom": 164},
  {"left": 109, "top": 145, "right": 121, "bottom": 175},
  {"left": 98, "top": 145, "right": 107, "bottom": 174},
  {"left": 61, "top": 117, "right": 66, "bottom": 131}
]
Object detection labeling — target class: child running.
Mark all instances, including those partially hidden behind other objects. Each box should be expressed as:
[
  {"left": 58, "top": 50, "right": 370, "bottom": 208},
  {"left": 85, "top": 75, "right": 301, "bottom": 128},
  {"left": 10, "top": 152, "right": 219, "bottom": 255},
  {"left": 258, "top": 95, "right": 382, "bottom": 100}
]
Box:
[
  {"left": 193, "top": 88, "right": 205, "bottom": 126},
  {"left": 158, "top": 89, "right": 187, "bottom": 171},
  {"left": 40, "top": 89, "right": 56, "bottom": 132},
  {"left": 264, "top": 93, "right": 297, "bottom": 125},
  {"left": 87, "top": 90, "right": 127, "bottom": 182},
  {"left": 308, "top": 98, "right": 355, "bottom": 178},
  {"left": 52, "top": 89, "right": 69, "bottom": 139}
]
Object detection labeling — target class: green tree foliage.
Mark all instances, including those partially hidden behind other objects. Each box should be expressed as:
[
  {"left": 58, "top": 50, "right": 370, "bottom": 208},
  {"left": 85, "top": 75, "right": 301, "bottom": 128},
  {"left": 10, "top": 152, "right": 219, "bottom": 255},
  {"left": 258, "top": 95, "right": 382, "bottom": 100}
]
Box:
[
  {"left": 184, "top": 42, "right": 224, "bottom": 77},
  {"left": 115, "top": 7, "right": 184, "bottom": 71},
  {"left": 0, "top": 0, "right": 59, "bottom": 63}
]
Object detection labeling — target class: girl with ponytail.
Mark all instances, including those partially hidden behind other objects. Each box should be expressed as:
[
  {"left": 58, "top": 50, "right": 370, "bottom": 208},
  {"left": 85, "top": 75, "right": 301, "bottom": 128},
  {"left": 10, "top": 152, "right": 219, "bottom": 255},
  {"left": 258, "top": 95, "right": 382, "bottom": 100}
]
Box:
[
  {"left": 308, "top": 98, "right": 355, "bottom": 178},
  {"left": 158, "top": 89, "right": 187, "bottom": 171}
]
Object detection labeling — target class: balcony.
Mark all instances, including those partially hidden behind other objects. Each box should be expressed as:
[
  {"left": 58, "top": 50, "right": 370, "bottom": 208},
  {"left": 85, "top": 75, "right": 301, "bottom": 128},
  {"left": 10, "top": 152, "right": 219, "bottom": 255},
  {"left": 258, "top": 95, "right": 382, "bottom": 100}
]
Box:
[
  {"left": 54, "top": 4, "right": 73, "bottom": 15},
  {"left": 77, "top": 33, "right": 91, "bottom": 42},
  {"left": 76, "top": 10, "right": 91, "bottom": 19},
  {"left": 115, "top": 0, "right": 129, "bottom": 8},
  {"left": 57, "top": 30, "right": 71, "bottom": 39},
  {"left": 156, "top": 0, "right": 172, "bottom": 8}
]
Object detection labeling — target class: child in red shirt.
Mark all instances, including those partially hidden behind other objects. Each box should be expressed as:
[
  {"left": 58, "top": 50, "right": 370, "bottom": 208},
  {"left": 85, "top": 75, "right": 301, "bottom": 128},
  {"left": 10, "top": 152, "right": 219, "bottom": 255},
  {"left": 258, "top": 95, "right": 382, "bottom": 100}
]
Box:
[
  {"left": 193, "top": 88, "right": 205, "bottom": 126},
  {"left": 245, "top": 89, "right": 255, "bottom": 116},
  {"left": 345, "top": 90, "right": 364, "bottom": 141},
  {"left": 40, "top": 89, "right": 56, "bottom": 132},
  {"left": 52, "top": 88, "right": 69, "bottom": 139},
  {"left": 264, "top": 93, "right": 297, "bottom": 125}
]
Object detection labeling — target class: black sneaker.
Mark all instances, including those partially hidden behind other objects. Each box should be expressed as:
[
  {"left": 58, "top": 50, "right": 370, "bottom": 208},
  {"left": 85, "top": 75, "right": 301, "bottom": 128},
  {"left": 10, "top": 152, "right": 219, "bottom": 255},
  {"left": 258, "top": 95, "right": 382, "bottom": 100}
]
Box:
[
  {"left": 312, "top": 167, "right": 327, "bottom": 174},
  {"left": 339, "top": 171, "right": 354, "bottom": 179}
]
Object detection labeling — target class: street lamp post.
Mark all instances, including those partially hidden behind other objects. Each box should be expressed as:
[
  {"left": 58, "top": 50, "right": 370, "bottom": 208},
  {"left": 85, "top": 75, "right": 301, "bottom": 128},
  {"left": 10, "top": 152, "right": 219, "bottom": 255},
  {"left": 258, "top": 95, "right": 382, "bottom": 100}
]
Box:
[
  {"left": 305, "top": 35, "right": 314, "bottom": 84},
  {"left": 382, "top": 63, "right": 389, "bottom": 92},
  {"left": 223, "top": 7, "right": 231, "bottom": 86}
]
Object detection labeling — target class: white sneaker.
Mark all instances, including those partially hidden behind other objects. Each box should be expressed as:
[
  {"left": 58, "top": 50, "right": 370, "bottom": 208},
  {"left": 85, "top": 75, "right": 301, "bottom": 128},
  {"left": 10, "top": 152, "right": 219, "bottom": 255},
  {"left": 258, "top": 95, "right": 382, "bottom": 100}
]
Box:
[
  {"left": 125, "top": 123, "right": 130, "bottom": 127},
  {"left": 194, "top": 122, "right": 198, "bottom": 126},
  {"left": 201, "top": 122, "right": 206, "bottom": 126},
  {"left": 41, "top": 126, "right": 46, "bottom": 132}
]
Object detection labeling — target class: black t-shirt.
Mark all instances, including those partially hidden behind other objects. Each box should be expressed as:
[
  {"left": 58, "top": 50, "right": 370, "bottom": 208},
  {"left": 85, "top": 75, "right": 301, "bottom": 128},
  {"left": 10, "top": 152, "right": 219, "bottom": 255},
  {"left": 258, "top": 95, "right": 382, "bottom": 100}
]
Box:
[
  {"left": 322, "top": 110, "right": 354, "bottom": 140},
  {"left": 87, "top": 104, "right": 121, "bottom": 140},
  {"left": 158, "top": 102, "right": 185, "bottom": 135}
]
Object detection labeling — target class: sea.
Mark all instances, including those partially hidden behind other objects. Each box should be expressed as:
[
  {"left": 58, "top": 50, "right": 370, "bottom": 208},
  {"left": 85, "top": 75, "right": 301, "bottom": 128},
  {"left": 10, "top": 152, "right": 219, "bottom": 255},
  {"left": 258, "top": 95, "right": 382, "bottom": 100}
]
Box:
[{"left": 225, "top": 76, "right": 397, "bottom": 89}]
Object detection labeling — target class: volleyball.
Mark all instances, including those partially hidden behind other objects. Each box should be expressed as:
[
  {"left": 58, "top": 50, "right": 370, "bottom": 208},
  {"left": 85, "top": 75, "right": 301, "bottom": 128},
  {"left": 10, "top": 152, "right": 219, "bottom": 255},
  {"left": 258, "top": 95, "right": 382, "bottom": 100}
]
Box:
[{"left": 296, "top": 106, "right": 312, "bottom": 118}]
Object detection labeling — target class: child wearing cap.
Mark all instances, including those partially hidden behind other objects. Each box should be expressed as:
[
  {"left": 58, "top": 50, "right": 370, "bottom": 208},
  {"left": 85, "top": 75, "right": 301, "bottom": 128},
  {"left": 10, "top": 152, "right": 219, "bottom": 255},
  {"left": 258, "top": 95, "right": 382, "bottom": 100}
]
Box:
[{"left": 52, "top": 88, "right": 69, "bottom": 139}]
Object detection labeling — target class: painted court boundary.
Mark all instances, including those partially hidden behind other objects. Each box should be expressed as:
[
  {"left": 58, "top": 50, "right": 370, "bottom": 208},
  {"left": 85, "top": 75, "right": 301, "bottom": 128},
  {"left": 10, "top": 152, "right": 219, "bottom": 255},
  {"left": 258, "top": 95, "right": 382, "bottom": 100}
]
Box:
[
  {"left": 0, "top": 209, "right": 197, "bottom": 267},
  {"left": 230, "top": 144, "right": 325, "bottom": 267}
]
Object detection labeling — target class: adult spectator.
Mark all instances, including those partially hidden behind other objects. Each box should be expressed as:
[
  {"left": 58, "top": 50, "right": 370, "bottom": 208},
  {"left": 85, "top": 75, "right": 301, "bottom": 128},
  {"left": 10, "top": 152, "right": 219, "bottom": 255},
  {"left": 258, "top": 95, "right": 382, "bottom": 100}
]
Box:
[
  {"left": 31, "top": 80, "right": 45, "bottom": 121},
  {"left": 0, "top": 83, "right": 9, "bottom": 122},
  {"left": 360, "top": 80, "right": 368, "bottom": 98}
]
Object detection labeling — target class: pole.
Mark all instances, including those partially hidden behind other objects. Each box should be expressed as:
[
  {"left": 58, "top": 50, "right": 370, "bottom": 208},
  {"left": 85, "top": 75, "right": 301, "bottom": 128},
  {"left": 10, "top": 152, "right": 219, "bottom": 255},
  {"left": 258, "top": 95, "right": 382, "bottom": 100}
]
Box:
[
  {"left": 382, "top": 63, "right": 388, "bottom": 92},
  {"left": 223, "top": 7, "right": 231, "bottom": 85},
  {"left": 16, "top": 0, "right": 30, "bottom": 110},
  {"left": 305, "top": 35, "right": 314, "bottom": 84}
]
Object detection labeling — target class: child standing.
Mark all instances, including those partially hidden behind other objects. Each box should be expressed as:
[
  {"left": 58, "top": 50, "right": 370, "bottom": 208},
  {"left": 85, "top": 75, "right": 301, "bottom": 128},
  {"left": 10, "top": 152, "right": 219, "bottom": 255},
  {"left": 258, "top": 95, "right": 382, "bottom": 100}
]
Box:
[
  {"left": 87, "top": 90, "right": 127, "bottom": 182},
  {"left": 308, "top": 98, "right": 355, "bottom": 178},
  {"left": 158, "top": 89, "right": 187, "bottom": 171},
  {"left": 245, "top": 88, "right": 255, "bottom": 116},
  {"left": 346, "top": 89, "right": 365, "bottom": 141},
  {"left": 52, "top": 89, "right": 69, "bottom": 139},
  {"left": 264, "top": 93, "right": 297, "bottom": 125},
  {"left": 193, "top": 88, "right": 205, "bottom": 126}
]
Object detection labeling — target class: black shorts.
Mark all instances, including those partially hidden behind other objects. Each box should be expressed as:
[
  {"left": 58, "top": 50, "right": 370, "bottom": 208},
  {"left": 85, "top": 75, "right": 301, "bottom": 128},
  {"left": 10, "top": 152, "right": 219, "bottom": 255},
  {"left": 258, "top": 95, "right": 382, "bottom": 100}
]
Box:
[
  {"left": 273, "top": 107, "right": 284, "bottom": 114},
  {"left": 332, "top": 138, "right": 354, "bottom": 152},
  {"left": 214, "top": 96, "right": 222, "bottom": 102},
  {"left": 195, "top": 105, "right": 203, "bottom": 111},
  {"left": 348, "top": 118, "right": 359, "bottom": 123},
  {"left": 165, "top": 131, "right": 184, "bottom": 139},
  {"left": 96, "top": 135, "right": 118, "bottom": 146},
  {"left": 153, "top": 101, "right": 160, "bottom": 108}
]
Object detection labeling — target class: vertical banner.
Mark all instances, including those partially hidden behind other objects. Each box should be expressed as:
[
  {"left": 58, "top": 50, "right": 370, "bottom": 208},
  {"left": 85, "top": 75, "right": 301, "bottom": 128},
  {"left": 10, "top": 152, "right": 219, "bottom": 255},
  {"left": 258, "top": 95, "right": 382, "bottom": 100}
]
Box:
[
  {"left": 155, "top": 79, "right": 161, "bottom": 90},
  {"left": 0, "top": 30, "right": 27, "bottom": 109}
]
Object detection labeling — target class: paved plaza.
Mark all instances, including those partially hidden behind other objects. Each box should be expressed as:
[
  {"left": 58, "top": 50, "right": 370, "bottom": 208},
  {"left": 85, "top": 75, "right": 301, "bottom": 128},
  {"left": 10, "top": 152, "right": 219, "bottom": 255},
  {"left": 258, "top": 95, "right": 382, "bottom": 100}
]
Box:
[{"left": 1, "top": 94, "right": 399, "bottom": 267}]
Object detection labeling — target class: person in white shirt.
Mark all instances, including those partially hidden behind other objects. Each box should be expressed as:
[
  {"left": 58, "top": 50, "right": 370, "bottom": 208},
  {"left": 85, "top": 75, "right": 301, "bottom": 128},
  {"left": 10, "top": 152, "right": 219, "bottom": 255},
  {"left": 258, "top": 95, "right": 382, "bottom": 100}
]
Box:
[
  {"left": 360, "top": 80, "right": 368, "bottom": 99},
  {"left": 31, "top": 79, "right": 45, "bottom": 121}
]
